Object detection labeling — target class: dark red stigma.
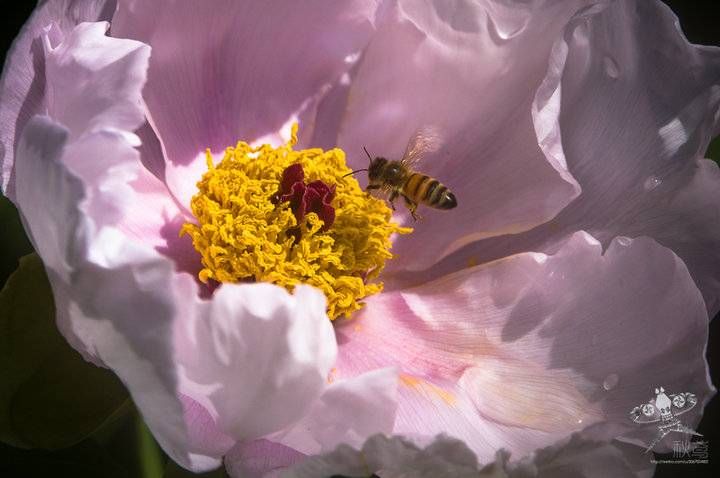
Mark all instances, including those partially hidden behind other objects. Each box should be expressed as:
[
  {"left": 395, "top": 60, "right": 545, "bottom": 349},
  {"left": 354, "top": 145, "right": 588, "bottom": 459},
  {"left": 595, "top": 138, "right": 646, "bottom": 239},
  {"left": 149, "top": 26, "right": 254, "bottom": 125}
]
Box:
[{"left": 272, "top": 163, "right": 336, "bottom": 235}]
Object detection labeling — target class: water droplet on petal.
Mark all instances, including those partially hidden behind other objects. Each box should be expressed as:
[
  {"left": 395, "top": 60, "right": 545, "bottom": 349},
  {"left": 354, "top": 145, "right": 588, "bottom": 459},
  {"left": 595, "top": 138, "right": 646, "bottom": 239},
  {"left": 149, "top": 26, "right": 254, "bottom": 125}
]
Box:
[
  {"left": 603, "top": 374, "right": 619, "bottom": 391},
  {"left": 603, "top": 56, "right": 620, "bottom": 79},
  {"left": 643, "top": 175, "right": 662, "bottom": 191},
  {"left": 616, "top": 236, "right": 631, "bottom": 246},
  {"left": 344, "top": 52, "right": 360, "bottom": 64}
]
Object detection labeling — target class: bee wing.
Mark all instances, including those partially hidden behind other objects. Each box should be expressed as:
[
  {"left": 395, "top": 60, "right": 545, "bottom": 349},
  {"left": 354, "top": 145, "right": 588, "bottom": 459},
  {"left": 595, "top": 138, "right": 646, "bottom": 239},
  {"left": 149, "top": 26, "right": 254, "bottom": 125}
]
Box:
[
  {"left": 367, "top": 183, "right": 395, "bottom": 200},
  {"left": 670, "top": 392, "right": 698, "bottom": 416},
  {"left": 400, "top": 125, "right": 443, "bottom": 168},
  {"left": 629, "top": 403, "right": 661, "bottom": 424}
]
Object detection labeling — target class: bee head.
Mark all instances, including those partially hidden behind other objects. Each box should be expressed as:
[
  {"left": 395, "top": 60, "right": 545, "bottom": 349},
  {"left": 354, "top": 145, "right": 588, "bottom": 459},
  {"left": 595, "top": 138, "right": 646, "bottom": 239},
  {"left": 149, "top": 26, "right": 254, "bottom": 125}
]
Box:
[{"left": 368, "top": 157, "right": 388, "bottom": 181}]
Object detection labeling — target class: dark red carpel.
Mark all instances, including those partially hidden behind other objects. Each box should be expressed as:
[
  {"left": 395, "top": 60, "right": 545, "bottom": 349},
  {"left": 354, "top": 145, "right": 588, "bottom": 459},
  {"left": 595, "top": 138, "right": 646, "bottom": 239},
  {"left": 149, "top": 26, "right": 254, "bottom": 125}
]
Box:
[{"left": 273, "top": 164, "right": 336, "bottom": 234}]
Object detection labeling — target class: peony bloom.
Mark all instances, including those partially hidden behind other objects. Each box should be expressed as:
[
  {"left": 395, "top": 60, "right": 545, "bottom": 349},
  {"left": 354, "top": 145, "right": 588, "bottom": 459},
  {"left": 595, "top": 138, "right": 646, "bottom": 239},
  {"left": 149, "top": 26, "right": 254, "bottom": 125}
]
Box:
[{"left": 2, "top": 0, "right": 718, "bottom": 476}]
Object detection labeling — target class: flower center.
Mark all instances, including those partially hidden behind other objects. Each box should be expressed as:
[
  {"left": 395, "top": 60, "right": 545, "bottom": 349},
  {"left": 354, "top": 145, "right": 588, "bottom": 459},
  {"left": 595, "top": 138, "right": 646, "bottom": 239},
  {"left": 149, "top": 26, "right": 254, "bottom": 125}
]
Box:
[{"left": 181, "top": 124, "right": 411, "bottom": 320}]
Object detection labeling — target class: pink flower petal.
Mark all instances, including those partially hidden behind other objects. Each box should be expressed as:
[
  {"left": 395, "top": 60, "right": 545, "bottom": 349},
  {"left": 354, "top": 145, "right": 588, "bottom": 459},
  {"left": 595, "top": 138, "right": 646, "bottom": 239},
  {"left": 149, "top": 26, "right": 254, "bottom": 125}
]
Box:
[
  {"left": 532, "top": 0, "right": 720, "bottom": 310},
  {"left": 43, "top": 21, "right": 148, "bottom": 140},
  {"left": 12, "top": 16, "right": 153, "bottom": 276},
  {"left": 610, "top": 159, "right": 720, "bottom": 315},
  {"left": 410, "top": 1, "right": 720, "bottom": 306},
  {"left": 272, "top": 367, "right": 398, "bottom": 455},
  {"left": 314, "top": 0, "right": 591, "bottom": 271},
  {"left": 0, "top": 0, "right": 116, "bottom": 200},
  {"left": 39, "top": 19, "right": 179, "bottom": 235},
  {"left": 111, "top": 0, "right": 379, "bottom": 208},
  {"left": 225, "top": 368, "right": 398, "bottom": 477},
  {"left": 334, "top": 232, "right": 711, "bottom": 460},
  {"left": 180, "top": 395, "right": 235, "bottom": 459},
  {"left": 225, "top": 439, "right": 306, "bottom": 478},
  {"left": 41, "top": 19, "right": 200, "bottom": 279}
]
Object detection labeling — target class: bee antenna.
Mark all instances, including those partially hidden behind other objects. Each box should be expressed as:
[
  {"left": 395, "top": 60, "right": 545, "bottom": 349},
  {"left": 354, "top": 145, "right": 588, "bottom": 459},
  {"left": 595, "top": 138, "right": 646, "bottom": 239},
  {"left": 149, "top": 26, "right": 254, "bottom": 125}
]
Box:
[
  {"left": 342, "top": 168, "right": 368, "bottom": 178},
  {"left": 362, "top": 146, "right": 373, "bottom": 165}
]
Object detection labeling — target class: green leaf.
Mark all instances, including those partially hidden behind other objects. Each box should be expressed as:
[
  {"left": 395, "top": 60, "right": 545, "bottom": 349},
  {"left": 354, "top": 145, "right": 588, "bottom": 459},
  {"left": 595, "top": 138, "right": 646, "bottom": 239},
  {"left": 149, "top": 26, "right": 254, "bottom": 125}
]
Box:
[
  {"left": 0, "top": 253, "right": 129, "bottom": 449},
  {"left": 0, "top": 195, "right": 33, "bottom": 288},
  {"left": 707, "top": 135, "right": 720, "bottom": 164},
  {"left": 137, "top": 413, "right": 164, "bottom": 478},
  {"left": 0, "top": 438, "right": 131, "bottom": 478}
]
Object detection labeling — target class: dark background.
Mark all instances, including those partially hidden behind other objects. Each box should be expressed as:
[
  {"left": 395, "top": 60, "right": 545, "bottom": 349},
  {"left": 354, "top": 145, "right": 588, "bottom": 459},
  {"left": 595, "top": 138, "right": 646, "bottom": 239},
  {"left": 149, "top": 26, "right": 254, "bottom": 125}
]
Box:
[{"left": 0, "top": 1, "right": 719, "bottom": 477}]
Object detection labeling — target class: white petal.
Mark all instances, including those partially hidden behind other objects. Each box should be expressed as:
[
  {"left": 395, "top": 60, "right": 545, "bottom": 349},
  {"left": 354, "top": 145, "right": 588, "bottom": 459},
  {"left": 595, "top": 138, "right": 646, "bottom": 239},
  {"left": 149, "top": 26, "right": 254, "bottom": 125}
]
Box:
[
  {"left": 0, "top": 0, "right": 116, "bottom": 198},
  {"left": 43, "top": 21, "right": 150, "bottom": 140},
  {"left": 177, "top": 283, "right": 337, "bottom": 440}
]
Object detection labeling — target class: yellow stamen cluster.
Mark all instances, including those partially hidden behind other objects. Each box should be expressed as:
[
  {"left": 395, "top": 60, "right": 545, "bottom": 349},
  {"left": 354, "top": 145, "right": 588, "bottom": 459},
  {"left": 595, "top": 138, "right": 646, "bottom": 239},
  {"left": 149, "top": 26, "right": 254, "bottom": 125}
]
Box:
[{"left": 181, "top": 124, "right": 411, "bottom": 320}]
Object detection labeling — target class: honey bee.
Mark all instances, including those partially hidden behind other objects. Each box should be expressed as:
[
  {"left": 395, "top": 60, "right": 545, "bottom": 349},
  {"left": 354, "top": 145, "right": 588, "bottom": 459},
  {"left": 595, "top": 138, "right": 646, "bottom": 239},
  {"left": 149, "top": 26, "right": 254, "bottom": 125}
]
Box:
[{"left": 344, "top": 127, "right": 457, "bottom": 220}]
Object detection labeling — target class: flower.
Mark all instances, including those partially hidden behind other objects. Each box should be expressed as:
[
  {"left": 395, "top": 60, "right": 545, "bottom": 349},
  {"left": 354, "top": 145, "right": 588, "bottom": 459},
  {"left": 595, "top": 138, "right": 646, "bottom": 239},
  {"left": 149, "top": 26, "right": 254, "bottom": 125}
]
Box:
[
  {"left": 1, "top": 0, "right": 718, "bottom": 476},
  {"left": 178, "top": 129, "right": 410, "bottom": 319}
]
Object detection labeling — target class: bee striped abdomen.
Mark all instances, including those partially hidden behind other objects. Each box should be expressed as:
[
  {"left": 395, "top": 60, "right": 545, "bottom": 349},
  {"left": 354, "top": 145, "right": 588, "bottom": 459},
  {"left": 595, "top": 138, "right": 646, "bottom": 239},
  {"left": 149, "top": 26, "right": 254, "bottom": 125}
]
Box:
[
  {"left": 423, "top": 179, "right": 440, "bottom": 201},
  {"left": 403, "top": 173, "right": 457, "bottom": 210},
  {"left": 404, "top": 173, "right": 428, "bottom": 199}
]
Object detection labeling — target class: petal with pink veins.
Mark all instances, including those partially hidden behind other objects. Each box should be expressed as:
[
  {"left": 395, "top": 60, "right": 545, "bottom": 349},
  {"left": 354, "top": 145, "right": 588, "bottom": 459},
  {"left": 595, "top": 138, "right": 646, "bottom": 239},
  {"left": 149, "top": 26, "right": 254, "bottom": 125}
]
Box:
[
  {"left": 180, "top": 395, "right": 235, "bottom": 460},
  {"left": 111, "top": 0, "right": 381, "bottom": 209},
  {"left": 322, "top": 0, "right": 595, "bottom": 272},
  {"left": 334, "top": 232, "right": 711, "bottom": 461},
  {"left": 225, "top": 439, "right": 306, "bottom": 478}
]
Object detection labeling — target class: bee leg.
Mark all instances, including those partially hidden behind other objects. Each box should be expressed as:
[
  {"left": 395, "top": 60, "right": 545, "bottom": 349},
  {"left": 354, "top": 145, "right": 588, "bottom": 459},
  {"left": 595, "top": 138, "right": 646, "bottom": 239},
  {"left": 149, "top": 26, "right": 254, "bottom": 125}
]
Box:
[
  {"left": 402, "top": 194, "right": 421, "bottom": 221},
  {"left": 388, "top": 190, "right": 398, "bottom": 211}
]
